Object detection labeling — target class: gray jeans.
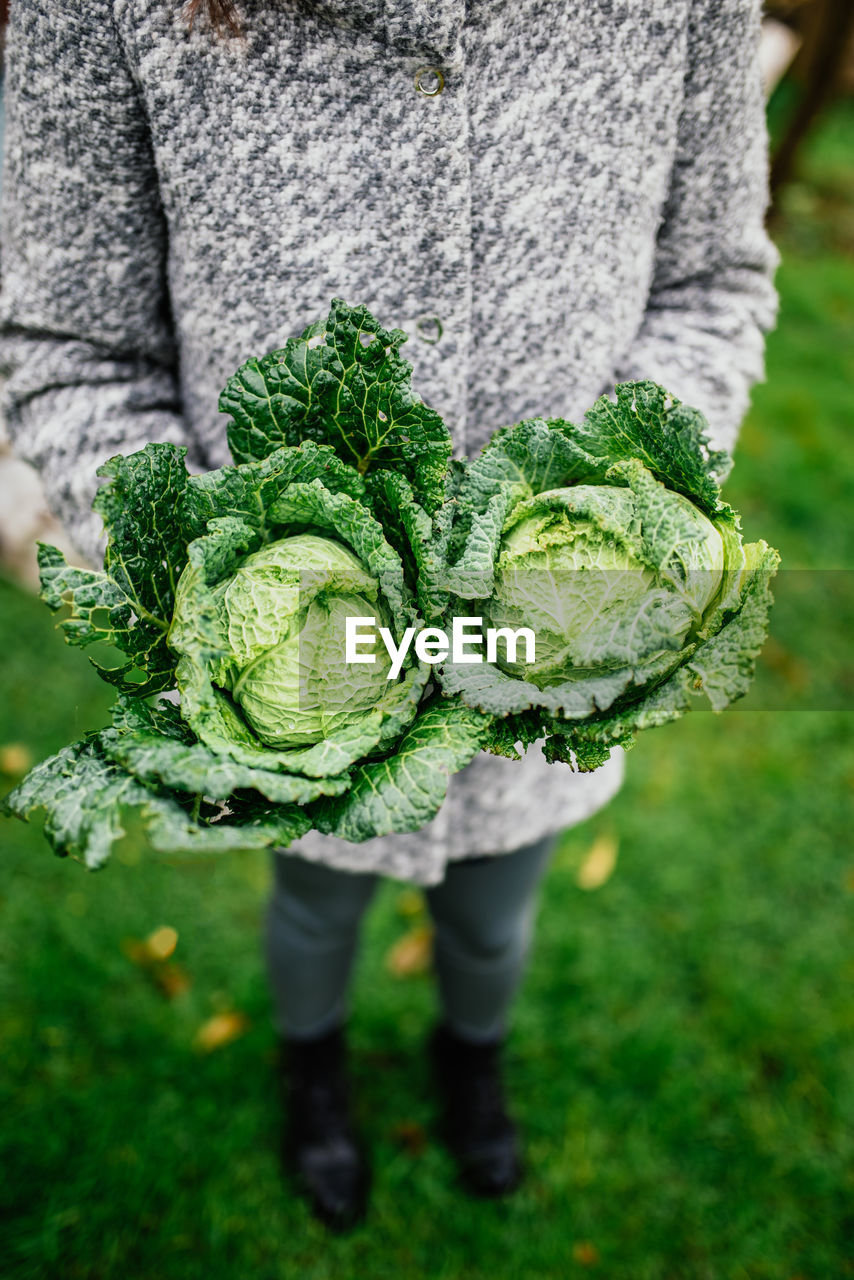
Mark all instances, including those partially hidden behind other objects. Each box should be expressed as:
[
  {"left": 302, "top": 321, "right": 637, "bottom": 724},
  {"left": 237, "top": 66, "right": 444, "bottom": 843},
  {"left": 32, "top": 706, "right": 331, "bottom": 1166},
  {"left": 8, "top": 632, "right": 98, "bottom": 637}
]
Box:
[{"left": 264, "top": 835, "right": 557, "bottom": 1044}]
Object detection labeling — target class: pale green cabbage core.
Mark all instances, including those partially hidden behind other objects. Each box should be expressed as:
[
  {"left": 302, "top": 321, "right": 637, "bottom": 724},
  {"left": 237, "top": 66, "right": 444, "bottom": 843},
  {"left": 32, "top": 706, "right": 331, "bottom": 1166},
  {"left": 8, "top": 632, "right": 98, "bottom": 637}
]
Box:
[
  {"left": 207, "top": 534, "right": 393, "bottom": 749},
  {"left": 483, "top": 484, "right": 724, "bottom": 688}
]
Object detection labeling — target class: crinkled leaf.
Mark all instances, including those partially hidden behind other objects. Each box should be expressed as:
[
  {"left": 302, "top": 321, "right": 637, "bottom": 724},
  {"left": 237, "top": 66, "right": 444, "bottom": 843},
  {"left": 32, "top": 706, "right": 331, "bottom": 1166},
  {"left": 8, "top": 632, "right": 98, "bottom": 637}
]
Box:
[
  {"left": 685, "top": 542, "right": 781, "bottom": 711},
  {"left": 364, "top": 470, "right": 448, "bottom": 624},
  {"left": 695, "top": 508, "right": 751, "bottom": 639},
  {"left": 541, "top": 734, "right": 618, "bottom": 773},
  {"left": 443, "top": 489, "right": 514, "bottom": 599},
  {"left": 458, "top": 417, "right": 597, "bottom": 514},
  {"left": 3, "top": 737, "right": 149, "bottom": 868},
  {"left": 36, "top": 444, "right": 194, "bottom": 693},
  {"left": 603, "top": 457, "right": 731, "bottom": 589},
  {"left": 312, "top": 697, "right": 490, "bottom": 843},
  {"left": 2, "top": 738, "right": 311, "bottom": 868},
  {"left": 221, "top": 298, "right": 452, "bottom": 512},
  {"left": 38, "top": 543, "right": 129, "bottom": 651},
  {"left": 482, "top": 710, "right": 551, "bottom": 760},
  {"left": 563, "top": 381, "right": 731, "bottom": 514},
  {"left": 446, "top": 388, "right": 730, "bottom": 596},
  {"left": 218, "top": 316, "right": 327, "bottom": 463},
  {"left": 95, "top": 442, "right": 194, "bottom": 620},
  {"left": 438, "top": 654, "right": 640, "bottom": 720},
  {"left": 98, "top": 697, "right": 351, "bottom": 805},
  {"left": 173, "top": 635, "right": 397, "bottom": 781},
  {"left": 267, "top": 480, "right": 411, "bottom": 627},
  {"left": 539, "top": 542, "right": 779, "bottom": 760},
  {"left": 185, "top": 441, "right": 365, "bottom": 535},
  {"left": 165, "top": 519, "right": 258, "bottom": 678},
  {"left": 448, "top": 418, "right": 599, "bottom": 563}
]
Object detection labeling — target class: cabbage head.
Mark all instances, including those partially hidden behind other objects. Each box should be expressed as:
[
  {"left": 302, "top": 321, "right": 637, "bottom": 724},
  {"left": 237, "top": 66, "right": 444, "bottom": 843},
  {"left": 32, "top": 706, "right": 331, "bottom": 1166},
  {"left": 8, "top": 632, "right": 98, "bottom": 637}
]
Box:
[
  {"left": 484, "top": 483, "right": 724, "bottom": 686},
  {"left": 3, "top": 300, "right": 488, "bottom": 868},
  {"left": 439, "top": 382, "right": 780, "bottom": 770},
  {"left": 171, "top": 534, "right": 395, "bottom": 750},
  {"left": 164, "top": 461, "right": 433, "bottom": 785}
]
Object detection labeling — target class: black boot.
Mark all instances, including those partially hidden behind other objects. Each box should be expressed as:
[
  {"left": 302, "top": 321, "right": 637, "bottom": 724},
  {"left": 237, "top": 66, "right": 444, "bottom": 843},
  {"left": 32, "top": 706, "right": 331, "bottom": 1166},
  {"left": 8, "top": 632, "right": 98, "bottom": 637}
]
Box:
[
  {"left": 428, "top": 1019, "right": 525, "bottom": 1197},
  {"left": 279, "top": 1024, "right": 371, "bottom": 1232}
]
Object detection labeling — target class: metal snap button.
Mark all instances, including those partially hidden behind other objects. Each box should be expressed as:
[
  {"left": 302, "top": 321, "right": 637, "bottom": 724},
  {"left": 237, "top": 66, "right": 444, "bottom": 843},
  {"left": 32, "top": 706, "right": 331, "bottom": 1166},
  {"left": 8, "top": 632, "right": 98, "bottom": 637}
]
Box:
[
  {"left": 415, "top": 316, "right": 443, "bottom": 344},
  {"left": 414, "top": 66, "right": 445, "bottom": 97}
]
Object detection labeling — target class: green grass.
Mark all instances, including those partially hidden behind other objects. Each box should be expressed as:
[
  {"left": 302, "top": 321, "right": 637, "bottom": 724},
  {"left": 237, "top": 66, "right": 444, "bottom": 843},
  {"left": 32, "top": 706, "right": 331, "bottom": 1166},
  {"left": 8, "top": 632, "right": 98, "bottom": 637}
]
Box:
[{"left": 2, "top": 101, "right": 854, "bottom": 1279}]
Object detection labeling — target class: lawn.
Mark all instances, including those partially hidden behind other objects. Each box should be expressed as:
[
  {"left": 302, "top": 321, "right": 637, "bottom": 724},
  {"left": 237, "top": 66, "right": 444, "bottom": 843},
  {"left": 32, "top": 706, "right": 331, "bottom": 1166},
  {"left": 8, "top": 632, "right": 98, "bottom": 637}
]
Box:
[{"left": 1, "top": 101, "right": 853, "bottom": 1279}]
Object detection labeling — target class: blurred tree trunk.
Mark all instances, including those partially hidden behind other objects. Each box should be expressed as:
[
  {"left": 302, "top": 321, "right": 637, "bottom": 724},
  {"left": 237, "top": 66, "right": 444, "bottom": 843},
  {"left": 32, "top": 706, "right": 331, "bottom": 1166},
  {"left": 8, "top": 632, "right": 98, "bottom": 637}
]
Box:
[{"left": 769, "top": 0, "right": 854, "bottom": 219}]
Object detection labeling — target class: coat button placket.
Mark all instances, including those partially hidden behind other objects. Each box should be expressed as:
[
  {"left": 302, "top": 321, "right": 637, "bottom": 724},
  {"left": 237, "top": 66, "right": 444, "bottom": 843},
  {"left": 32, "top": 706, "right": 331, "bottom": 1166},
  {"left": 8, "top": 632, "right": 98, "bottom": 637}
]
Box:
[{"left": 402, "top": 22, "right": 471, "bottom": 460}]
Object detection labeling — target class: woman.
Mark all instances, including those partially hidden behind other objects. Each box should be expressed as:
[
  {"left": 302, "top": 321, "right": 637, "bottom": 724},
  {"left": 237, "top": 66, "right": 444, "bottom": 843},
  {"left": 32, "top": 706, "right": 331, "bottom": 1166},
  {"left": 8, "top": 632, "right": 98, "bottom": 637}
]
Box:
[{"left": 0, "top": 0, "right": 778, "bottom": 1233}]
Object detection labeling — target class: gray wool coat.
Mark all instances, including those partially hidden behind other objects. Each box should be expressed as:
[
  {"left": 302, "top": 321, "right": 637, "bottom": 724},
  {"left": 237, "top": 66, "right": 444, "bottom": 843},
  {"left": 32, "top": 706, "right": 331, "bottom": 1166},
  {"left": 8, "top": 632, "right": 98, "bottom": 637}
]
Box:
[{"left": 0, "top": 0, "right": 778, "bottom": 886}]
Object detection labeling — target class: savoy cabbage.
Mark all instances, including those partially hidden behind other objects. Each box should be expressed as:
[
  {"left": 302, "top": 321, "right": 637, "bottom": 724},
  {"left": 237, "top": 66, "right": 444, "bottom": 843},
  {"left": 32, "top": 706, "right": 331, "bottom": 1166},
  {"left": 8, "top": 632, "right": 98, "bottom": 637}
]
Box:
[{"left": 2, "top": 302, "right": 780, "bottom": 867}]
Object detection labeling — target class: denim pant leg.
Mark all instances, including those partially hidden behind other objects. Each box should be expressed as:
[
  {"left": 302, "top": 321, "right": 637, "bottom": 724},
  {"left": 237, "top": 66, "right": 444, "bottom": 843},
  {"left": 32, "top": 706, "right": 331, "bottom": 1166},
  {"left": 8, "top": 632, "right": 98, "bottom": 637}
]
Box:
[
  {"left": 424, "top": 834, "right": 557, "bottom": 1043},
  {"left": 264, "top": 851, "right": 380, "bottom": 1040}
]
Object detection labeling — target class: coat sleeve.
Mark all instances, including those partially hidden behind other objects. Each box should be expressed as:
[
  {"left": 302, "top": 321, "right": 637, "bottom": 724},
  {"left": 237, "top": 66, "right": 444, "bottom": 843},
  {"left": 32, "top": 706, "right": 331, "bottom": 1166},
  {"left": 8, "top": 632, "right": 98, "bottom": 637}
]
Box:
[
  {"left": 0, "top": 0, "right": 200, "bottom": 568},
  {"left": 613, "top": 0, "right": 780, "bottom": 461}
]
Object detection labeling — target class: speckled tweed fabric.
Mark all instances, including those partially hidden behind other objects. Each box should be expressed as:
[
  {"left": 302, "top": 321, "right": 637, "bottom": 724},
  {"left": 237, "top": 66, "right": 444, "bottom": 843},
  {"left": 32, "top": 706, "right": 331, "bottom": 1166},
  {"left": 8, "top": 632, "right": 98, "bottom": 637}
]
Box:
[{"left": 0, "top": 0, "right": 778, "bottom": 885}]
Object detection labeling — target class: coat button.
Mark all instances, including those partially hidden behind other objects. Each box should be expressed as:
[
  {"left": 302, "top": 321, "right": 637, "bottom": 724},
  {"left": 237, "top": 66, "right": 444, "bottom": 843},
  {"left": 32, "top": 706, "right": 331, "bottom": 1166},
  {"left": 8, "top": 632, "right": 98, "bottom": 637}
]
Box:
[
  {"left": 414, "top": 66, "right": 445, "bottom": 97},
  {"left": 415, "top": 316, "right": 443, "bottom": 344}
]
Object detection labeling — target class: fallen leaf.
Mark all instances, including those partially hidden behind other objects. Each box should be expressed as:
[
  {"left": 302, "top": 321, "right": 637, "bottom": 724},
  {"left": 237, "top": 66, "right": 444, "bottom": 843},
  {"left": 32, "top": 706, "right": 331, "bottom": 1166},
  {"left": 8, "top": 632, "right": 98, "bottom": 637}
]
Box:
[
  {"left": 122, "top": 927, "right": 178, "bottom": 966},
  {"left": 576, "top": 833, "right": 618, "bottom": 891},
  {"left": 572, "top": 1240, "right": 600, "bottom": 1266},
  {"left": 0, "top": 742, "right": 34, "bottom": 778},
  {"left": 385, "top": 923, "right": 434, "bottom": 977},
  {"left": 121, "top": 933, "right": 191, "bottom": 999},
  {"left": 194, "top": 1011, "right": 249, "bottom": 1053},
  {"left": 146, "top": 925, "right": 178, "bottom": 961},
  {"left": 392, "top": 1120, "right": 427, "bottom": 1156}
]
